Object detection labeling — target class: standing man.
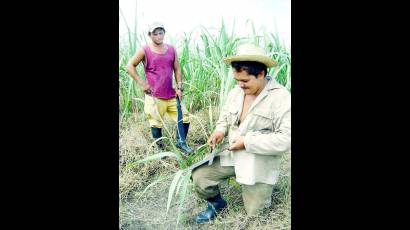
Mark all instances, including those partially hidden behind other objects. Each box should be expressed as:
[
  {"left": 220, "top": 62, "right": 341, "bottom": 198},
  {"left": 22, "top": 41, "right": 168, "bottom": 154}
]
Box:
[
  {"left": 192, "top": 43, "right": 291, "bottom": 223},
  {"left": 126, "top": 22, "right": 193, "bottom": 155}
]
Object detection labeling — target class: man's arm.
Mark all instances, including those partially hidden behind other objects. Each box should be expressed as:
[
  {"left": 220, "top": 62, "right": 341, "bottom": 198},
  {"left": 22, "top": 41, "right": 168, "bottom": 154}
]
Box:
[
  {"left": 126, "top": 49, "right": 151, "bottom": 94},
  {"left": 208, "top": 93, "right": 231, "bottom": 149},
  {"left": 214, "top": 89, "right": 236, "bottom": 136},
  {"left": 173, "top": 51, "right": 183, "bottom": 99}
]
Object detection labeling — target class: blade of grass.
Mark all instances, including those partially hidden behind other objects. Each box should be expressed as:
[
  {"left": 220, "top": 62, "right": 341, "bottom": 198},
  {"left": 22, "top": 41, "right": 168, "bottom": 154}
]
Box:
[{"left": 166, "top": 170, "right": 184, "bottom": 214}]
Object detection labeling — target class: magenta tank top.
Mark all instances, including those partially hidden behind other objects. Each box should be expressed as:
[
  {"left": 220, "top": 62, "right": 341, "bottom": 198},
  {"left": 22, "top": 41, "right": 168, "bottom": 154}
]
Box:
[{"left": 142, "top": 44, "right": 177, "bottom": 99}]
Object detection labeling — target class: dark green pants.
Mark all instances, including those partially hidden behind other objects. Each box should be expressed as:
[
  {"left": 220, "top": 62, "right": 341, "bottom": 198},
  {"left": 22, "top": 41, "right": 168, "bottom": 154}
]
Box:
[{"left": 192, "top": 157, "right": 274, "bottom": 216}]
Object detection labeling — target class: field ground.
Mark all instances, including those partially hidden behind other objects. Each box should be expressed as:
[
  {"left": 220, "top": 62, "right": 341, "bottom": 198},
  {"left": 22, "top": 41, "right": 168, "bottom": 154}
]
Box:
[{"left": 119, "top": 111, "right": 291, "bottom": 230}]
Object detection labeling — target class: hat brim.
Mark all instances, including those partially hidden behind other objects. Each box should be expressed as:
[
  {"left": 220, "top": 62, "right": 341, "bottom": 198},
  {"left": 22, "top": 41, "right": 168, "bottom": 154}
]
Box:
[{"left": 223, "top": 55, "right": 277, "bottom": 68}]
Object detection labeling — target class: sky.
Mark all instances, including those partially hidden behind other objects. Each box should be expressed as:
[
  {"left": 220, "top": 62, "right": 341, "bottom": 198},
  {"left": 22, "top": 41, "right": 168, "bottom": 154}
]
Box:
[{"left": 119, "top": 0, "right": 291, "bottom": 49}]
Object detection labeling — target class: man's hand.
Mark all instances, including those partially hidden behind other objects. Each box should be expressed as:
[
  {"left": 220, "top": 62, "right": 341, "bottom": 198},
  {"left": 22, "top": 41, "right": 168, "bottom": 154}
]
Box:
[
  {"left": 228, "top": 136, "right": 245, "bottom": 151},
  {"left": 207, "top": 131, "right": 225, "bottom": 149},
  {"left": 143, "top": 84, "right": 152, "bottom": 95},
  {"left": 176, "top": 89, "right": 182, "bottom": 101}
]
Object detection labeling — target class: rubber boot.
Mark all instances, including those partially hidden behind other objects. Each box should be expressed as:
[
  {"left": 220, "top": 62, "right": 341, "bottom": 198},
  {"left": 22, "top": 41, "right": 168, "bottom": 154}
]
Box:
[
  {"left": 176, "top": 123, "right": 193, "bottom": 155},
  {"left": 195, "top": 193, "right": 227, "bottom": 224},
  {"left": 183, "top": 123, "right": 190, "bottom": 139},
  {"left": 151, "top": 127, "right": 165, "bottom": 150}
]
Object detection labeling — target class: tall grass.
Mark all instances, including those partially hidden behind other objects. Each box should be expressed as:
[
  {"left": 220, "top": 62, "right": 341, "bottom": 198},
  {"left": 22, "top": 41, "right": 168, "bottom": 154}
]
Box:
[{"left": 119, "top": 19, "right": 291, "bottom": 122}]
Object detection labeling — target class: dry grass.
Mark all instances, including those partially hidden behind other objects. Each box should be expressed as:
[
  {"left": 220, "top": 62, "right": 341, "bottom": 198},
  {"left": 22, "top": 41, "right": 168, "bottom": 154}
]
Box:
[{"left": 119, "top": 111, "right": 291, "bottom": 229}]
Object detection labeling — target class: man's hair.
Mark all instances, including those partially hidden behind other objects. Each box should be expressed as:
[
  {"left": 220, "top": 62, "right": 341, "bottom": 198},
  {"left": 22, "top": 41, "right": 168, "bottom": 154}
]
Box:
[
  {"left": 231, "top": 61, "right": 267, "bottom": 77},
  {"left": 148, "top": 28, "right": 166, "bottom": 36}
]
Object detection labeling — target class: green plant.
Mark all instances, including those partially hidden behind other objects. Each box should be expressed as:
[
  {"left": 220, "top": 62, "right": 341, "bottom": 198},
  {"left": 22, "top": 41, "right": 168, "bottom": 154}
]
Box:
[
  {"left": 119, "top": 19, "right": 291, "bottom": 122},
  {"left": 126, "top": 143, "right": 209, "bottom": 226}
]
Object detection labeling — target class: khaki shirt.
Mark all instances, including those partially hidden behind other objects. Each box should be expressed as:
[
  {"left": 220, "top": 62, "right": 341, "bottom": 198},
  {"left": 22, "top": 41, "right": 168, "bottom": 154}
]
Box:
[{"left": 215, "top": 78, "right": 291, "bottom": 185}]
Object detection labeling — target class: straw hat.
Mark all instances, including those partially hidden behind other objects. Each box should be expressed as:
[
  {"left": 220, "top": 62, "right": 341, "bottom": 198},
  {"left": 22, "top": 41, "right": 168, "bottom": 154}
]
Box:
[
  {"left": 223, "top": 43, "right": 277, "bottom": 68},
  {"left": 148, "top": 22, "right": 165, "bottom": 33}
]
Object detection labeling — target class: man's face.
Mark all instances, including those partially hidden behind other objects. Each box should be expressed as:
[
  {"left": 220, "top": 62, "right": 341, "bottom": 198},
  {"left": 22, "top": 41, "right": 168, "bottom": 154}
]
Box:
[
  {"left": 150, "top": 28, "right": 165, "bottom": 45},
  {"left": 233, "top": 69, "right": 265, "bottom": 95}
]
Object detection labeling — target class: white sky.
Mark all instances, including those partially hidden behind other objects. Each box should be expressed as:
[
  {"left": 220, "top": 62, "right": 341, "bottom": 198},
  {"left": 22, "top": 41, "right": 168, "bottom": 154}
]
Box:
[{"left": 119, "top": 0, "right": 291, "bottom": 49}]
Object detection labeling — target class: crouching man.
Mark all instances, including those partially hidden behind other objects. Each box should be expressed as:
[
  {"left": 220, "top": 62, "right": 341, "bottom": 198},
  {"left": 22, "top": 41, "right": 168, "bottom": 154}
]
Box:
[{"left": 192, "top": 43, "right": 291, "bottom": 223}]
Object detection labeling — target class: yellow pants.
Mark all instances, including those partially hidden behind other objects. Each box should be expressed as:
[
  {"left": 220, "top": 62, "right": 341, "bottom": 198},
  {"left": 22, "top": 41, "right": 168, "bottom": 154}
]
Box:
[{"left": 144, "top": 95, "right": 190, "bottom": 128}]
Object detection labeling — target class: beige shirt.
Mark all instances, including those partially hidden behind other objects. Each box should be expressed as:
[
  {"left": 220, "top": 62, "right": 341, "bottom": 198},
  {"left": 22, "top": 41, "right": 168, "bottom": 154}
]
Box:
[{"left": 215, "top": 78, "right": 291, "bottom": 185}]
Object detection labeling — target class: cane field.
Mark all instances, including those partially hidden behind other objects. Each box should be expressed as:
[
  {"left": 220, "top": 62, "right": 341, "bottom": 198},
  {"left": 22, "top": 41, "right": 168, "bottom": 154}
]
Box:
[{"left": 119, "top": 17, "right": 291, "bottom": 229}]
